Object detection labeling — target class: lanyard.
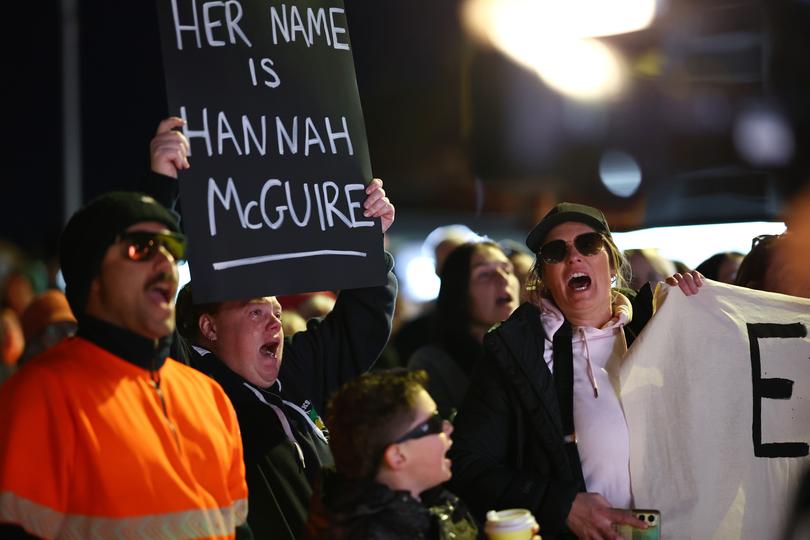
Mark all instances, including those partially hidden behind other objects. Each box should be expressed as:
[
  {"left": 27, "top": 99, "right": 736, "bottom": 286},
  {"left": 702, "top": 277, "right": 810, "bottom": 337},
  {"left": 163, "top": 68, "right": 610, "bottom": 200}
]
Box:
[{"left": 242, "top": 383, "right": 306, "bottom": 469}]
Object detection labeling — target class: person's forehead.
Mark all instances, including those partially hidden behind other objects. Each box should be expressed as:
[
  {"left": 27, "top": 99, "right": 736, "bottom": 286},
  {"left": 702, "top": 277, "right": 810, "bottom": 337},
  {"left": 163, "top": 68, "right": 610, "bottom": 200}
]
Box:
[
  {"left": 409, "top": 388, "right": 438, "bottom": 424},
  {"left": 545, "top": 221, "right": 597, "bottom": 241},
  {"left": 245, "top": 296, "right": 280, "bottom": 308},
  {"left": 124, "top": 221, "right": 172, "bottom": 234},
  {"left": 471, "top": 245, "right": 509, "bottom": 267},
  {"left": 219, "top": 296, "right": 279, "bottom": 312}
]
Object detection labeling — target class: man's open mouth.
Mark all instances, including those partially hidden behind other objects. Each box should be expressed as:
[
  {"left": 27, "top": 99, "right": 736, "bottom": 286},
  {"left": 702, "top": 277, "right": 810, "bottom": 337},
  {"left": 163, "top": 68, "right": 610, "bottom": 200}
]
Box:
[
  {"left": 146, "top": 283, "right": 173, "bottom": 305},
  {"left": 260, "top": 340, "right": 280, "bottom": 359}
]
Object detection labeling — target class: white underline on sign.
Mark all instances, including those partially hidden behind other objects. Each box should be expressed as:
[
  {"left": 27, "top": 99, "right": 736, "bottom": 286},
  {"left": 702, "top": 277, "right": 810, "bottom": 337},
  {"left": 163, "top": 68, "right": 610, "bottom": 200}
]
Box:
[{"left": 212, "top": 250, "right": 368, "bottom": 270}]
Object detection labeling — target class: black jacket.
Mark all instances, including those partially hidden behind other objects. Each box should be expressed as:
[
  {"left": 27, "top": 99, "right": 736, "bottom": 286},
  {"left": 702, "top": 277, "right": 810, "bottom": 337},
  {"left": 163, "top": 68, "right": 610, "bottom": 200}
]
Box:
[
  {"left": 448, "top": 286, "right": 653, "bottom": 540},
  {"left": 190, "top": 253, "right": 397, "bottom": 540},
  {"left": 305, "top": 473, "right": 480, "bottom": 540}
]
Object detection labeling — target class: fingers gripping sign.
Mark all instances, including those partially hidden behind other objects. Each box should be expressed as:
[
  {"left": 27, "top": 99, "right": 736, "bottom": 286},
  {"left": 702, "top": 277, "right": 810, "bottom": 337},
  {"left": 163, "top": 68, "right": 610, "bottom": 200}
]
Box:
[
  {"left": 665, "top": 270, "right": 704, "bottom": 296},
  {"left": 363, "top": 178, "right": 395, "bottom": 233},
  {"left": 150, "top": 117, "right": 191, "bottom": 179}
]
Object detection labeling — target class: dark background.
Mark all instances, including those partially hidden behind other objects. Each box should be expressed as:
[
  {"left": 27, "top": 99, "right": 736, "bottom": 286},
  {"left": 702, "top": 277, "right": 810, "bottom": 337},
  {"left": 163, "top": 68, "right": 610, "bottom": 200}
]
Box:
[{"left": 6, "top": 0, "right": 810, "bottom": 257}]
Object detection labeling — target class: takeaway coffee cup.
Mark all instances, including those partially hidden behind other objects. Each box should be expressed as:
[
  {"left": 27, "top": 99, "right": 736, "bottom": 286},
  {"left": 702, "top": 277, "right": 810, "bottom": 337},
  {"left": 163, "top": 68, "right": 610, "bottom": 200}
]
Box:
[{"left": 484, "top": 508, "right": 538, "bottom": 540}]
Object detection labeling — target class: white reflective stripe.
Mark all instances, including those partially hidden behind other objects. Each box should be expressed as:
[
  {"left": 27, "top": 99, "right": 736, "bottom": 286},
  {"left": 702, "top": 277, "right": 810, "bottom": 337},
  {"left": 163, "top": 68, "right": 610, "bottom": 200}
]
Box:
[
  {"left": 1, "top": 492, "right": 247, "bottom": 540},
  {"left": 1, "top": 491, "right": 63, "bottom": 538}
]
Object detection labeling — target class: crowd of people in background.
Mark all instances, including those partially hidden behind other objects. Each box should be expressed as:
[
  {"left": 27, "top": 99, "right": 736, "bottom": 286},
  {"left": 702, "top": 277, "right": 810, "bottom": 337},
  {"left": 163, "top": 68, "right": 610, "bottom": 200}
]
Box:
[{"left": 1, "top": 119, "right": 810, "bottom": 540}]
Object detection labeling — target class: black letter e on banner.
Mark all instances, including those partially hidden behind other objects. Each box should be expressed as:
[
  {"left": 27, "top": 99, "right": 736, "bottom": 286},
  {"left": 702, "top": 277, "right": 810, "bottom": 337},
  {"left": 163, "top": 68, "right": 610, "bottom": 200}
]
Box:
[{"left": 747, "top": 322, "right": 809, "bottom": 458}]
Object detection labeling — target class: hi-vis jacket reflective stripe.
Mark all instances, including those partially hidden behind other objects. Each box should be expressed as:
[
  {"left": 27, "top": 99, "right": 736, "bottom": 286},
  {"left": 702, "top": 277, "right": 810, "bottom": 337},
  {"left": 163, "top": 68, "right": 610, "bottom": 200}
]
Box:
[
  {"left": 0, "top": 493, "right": 247, "bottom": 539},
  {"left": 0, "top": 337, "right": 248, "bottom": 539}
]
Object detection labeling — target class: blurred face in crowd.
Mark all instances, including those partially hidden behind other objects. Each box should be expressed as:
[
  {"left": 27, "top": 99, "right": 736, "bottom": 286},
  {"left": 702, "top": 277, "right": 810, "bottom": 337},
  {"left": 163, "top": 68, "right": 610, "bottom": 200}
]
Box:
[
  {"left": 87, "top": 222, "right": 179, "bottom": 340},
  {"left": 763, "top": 236, "right": 810, "bottom": 299},
  {"left": 627, "top": 251, "right": 663, "bottom": 292},
  {"left": 395, "top": 389, "right": 454, "bottom": 494},
  {"left": 716, "top": 254, "right": 743, "bottom": 284},
  {"left": 468, "top": 245, "right": 520, "bottom": 332},
  {"left": 541, "top": 221, "right": 613, "bottom": 327},
  {"left": 508, "top": 251, "right": 534, "bottom": 303},
  {"left": 201, "top": 297, "right": 285, "bottom": 388}
]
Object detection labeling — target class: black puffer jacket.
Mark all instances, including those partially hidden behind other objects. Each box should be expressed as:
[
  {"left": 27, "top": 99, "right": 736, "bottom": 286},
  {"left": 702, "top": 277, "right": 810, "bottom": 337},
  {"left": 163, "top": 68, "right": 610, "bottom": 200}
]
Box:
[
  {"left": 306, "top": 473, "right": 480, "bottom": 540},
  {"left": 449, "top": 286, "right": 653, "bottom": 539}
]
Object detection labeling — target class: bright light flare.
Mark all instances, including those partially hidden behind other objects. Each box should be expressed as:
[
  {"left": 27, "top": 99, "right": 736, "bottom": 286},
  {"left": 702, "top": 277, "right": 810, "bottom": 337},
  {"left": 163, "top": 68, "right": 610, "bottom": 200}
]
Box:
[{"left": 463, "top": 0, "right": 656, "bottom": 100}]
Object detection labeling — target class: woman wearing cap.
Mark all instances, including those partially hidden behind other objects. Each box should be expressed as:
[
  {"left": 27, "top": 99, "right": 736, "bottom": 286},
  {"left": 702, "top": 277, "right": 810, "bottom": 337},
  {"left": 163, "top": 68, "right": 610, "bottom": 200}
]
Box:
[{"left": 449, "top": 203, "right": 701, "bottom": 540}]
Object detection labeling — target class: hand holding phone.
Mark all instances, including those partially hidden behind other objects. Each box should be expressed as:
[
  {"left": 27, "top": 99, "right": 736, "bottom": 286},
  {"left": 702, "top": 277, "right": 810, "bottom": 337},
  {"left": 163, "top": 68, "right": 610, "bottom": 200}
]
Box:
[{"left": 614, "top": 509, "right": 660, "bottom": 540}]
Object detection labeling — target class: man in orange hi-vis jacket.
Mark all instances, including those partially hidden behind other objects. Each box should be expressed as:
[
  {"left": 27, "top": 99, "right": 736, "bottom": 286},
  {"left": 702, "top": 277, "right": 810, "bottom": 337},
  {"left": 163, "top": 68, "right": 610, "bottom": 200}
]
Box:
[{"left": 0, "top": 192, "right": 251, "bottom": 539}]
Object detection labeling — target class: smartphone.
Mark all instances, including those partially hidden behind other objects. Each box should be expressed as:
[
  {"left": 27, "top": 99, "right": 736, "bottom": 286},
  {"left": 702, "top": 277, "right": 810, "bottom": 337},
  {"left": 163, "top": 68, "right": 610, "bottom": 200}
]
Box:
[{"left": 614, "top": 509, "right": 660, "bottom": 540}]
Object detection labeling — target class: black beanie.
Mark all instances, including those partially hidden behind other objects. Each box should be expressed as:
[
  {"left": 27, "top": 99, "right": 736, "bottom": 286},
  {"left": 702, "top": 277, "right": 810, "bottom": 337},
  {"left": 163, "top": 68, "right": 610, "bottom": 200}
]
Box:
[{"left": 59, "top": 192, "right": 181, "bottom": 318}]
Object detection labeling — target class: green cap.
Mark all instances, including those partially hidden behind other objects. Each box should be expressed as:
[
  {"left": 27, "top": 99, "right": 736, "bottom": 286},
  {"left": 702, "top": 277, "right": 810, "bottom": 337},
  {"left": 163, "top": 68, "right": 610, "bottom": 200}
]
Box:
[{"left": 526, "top": 202, "right": 610, "bottom": 253}]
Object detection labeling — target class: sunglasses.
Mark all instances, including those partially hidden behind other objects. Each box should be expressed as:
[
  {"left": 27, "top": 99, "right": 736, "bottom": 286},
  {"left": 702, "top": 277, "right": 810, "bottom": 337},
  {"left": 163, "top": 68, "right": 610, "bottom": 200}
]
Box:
[
  {"left": 751, "top": 234, "right": 781, "bottom": 250},
  {"left": 118, "top": 231, "right": 187, "bottom": 263},
  {"left": 393, "top": 411, "right": 448, "bottom": 444},
  {"left": 539, "top": 232, "right": 606, "bottom": 264}
]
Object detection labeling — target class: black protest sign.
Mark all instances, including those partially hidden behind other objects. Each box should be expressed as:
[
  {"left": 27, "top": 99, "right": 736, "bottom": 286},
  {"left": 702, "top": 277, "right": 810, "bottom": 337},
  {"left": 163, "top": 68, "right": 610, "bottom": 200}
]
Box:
[{"left": 155, "top": 0, "right": 384, "bottom": 303}]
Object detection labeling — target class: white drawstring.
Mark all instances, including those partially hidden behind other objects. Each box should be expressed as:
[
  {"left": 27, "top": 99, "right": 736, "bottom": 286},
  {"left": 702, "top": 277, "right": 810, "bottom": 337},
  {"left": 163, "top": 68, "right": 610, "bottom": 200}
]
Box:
[
  {"left": 578, "top": 328, "right": 599, "bottom": 398},
  {"left": 243, "top": 383, "right": 306, "bottom": 469}
]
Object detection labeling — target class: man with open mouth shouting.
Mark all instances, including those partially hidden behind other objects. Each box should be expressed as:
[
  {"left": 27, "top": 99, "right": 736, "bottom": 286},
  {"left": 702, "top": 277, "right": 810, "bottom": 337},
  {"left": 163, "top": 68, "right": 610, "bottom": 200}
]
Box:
[
  {"left": 147, "top": 116, "right": 397, "bottom": 539},
  {"left": 0, "top": 192, "right": 250, "bottom": 539},
  {"left": 449, "top": 202, "right": 703, "bottom": 540},
  {"left": 172, "top": 188, "right": 397, "bottom": 540}
]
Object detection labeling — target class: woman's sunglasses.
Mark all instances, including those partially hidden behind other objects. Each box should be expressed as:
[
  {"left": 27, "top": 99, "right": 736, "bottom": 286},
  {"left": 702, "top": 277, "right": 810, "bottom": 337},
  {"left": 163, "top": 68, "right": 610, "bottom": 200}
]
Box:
[
  {"left": 539, "top": 232, "right": 606, "bottom": 264},
  {"left": 392, "top": 411, "right": 449, "bottom": 444},
  {"left": 118, "top": 231, "right": 187, "bottom": 263}
]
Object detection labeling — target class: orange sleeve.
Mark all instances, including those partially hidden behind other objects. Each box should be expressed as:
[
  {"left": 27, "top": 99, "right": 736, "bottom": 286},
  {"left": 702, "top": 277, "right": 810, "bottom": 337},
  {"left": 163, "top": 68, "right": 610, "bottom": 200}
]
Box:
[{"left": 0, "top": 363, "right": 75, "bottom": 538}]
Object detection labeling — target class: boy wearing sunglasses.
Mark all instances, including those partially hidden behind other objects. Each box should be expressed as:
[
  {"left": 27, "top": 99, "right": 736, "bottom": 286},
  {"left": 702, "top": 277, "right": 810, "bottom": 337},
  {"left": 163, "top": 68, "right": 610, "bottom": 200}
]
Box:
[
  {"left": 305, "top": 369, "right": 478, "bottom": 539},
  {"left": 0, "top": 192, "right": 250, "bottom": 539}
]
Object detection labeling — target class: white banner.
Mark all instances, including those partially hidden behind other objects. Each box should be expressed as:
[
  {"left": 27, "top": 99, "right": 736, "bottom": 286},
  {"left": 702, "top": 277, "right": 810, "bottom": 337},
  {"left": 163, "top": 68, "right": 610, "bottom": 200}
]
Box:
[{"left": 621, "top": 281, "right": 810, "bottom": 540}]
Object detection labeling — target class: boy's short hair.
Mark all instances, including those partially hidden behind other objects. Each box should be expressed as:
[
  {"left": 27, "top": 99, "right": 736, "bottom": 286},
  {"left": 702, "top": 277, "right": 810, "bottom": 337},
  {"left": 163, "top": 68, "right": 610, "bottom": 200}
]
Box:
[{"left": 327, "top": 369, "right": 428, "bottom": 480}]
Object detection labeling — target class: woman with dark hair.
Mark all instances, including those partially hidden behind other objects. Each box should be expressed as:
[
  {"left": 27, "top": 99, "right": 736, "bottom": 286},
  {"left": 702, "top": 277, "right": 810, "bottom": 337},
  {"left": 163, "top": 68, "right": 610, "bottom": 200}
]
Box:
[
  {"left": 408, "top": 241, "right": 520, "bottom": 420},
  {"left": 695, "top": 251, "right": 744, "bottom": 284},
  {"left": 449, "top": 203, "right": 702, "bottom": 540}
]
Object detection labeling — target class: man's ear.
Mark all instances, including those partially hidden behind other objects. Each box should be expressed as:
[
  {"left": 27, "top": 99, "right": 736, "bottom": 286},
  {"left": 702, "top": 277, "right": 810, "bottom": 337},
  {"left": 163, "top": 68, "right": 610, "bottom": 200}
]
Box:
[
  {"left": 381, "top": 443, "right": 407, "bottom": 471},
  {"left": 199, "top": 314, "right": 217, "bottom": 342},
  {"left": 84, "top": 276, "right": 102, "bottom": 314}
]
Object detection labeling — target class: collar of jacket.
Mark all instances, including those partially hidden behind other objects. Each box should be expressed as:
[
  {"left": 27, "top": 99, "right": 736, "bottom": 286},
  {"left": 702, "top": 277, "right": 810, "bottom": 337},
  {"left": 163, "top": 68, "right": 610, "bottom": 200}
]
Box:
[
  {"left": 484, "top": 302, "right": 563, "bottom": 427},
  {"left": 321, "top": 473, "right": 431, "bottom": 525},
  {"left": 537, "top": 291, "right": 633, "bottom": 339},
  {"left": 76, "top": 315, "right": 171, "bottom": 371}
]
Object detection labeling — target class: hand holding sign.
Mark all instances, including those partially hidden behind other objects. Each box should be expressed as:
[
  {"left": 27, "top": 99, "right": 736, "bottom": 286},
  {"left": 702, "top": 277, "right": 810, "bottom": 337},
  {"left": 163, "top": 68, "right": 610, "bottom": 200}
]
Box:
[
  {"left": 363, "top": 178, "right": 395, "bottom": 233},
  {"left": 665, "top": 271, "right": 704, "bottom": 296},
  {"left": 156, "top": 0, "right": 384, "bottom": 303},
  {"left": 150, "top": 117, "right": 191, "bottom": 179}
]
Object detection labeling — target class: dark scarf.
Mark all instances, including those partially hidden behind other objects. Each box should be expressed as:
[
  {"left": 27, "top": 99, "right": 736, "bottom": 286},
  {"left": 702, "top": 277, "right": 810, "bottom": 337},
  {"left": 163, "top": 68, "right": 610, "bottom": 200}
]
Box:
[{"left": 77, "top": 315, "right": 172, "bottom": 372}]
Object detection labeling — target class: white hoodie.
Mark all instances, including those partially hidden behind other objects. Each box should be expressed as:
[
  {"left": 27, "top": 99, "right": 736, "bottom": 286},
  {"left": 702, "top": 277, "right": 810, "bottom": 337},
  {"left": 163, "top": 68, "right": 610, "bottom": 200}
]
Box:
[{"left": 539, "top": 294, "right": 633, "bottom": 508}]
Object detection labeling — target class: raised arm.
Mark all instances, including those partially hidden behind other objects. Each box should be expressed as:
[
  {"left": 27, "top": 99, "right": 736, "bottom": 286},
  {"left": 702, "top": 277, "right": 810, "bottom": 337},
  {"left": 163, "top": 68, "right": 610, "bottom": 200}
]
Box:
[
  {"left": 141, "top": 116, "right": 190, "bottom": 215},
  {"left": 279, "top": 178, "right": 398, "bottom": 411}
]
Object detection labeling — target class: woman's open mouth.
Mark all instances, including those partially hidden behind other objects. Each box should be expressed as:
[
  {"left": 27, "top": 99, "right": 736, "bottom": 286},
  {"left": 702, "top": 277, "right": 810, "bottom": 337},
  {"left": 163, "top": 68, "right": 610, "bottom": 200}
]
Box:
[{"left": 567, "top": 272, "right": 592, "bottom": 291}]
